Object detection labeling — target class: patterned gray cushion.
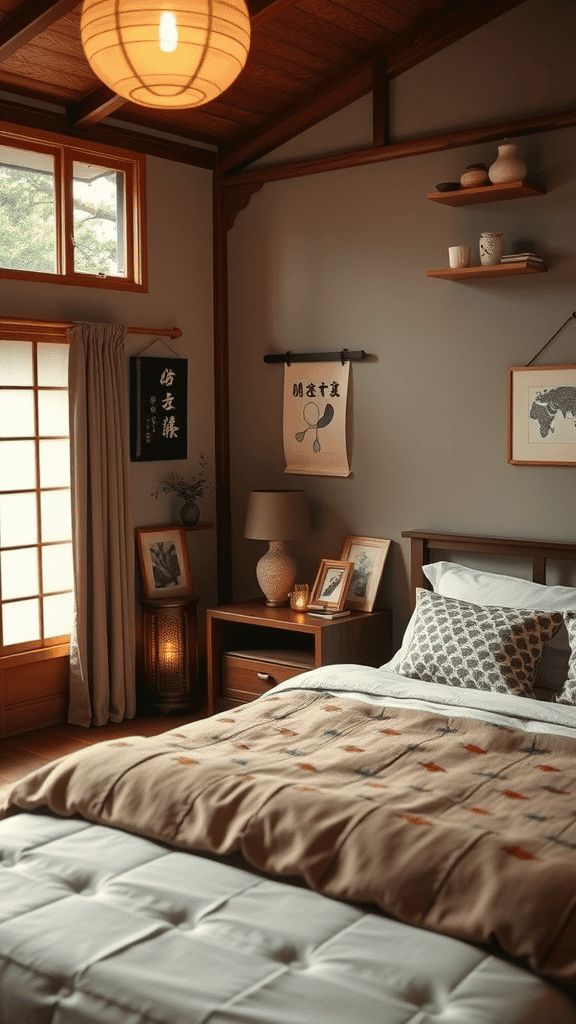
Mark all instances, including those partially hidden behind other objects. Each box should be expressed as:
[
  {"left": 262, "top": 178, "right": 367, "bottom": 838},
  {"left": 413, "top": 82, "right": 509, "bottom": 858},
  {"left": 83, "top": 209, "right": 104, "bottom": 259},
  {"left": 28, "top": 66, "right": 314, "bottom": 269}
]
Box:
[
  {"left": 554, "top": 612, "right": 576, "bottom": 704},
  {"left": 395, "top": 590, "right": 563, "bottom": 697}
]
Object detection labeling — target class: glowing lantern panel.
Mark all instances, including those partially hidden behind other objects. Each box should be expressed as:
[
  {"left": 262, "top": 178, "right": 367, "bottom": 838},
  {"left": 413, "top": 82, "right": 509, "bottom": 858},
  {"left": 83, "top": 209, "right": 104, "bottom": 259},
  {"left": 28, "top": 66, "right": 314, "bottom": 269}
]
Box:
[{"left": 80, "top": 0, "right": 250, "bottom": 109}]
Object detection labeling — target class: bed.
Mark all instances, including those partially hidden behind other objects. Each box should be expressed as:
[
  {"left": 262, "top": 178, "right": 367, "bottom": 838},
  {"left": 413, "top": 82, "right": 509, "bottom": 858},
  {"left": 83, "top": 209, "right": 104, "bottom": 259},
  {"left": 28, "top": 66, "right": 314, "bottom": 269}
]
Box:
[{"left": 2, "top": 530, "right": 576, "bottom": 1024}]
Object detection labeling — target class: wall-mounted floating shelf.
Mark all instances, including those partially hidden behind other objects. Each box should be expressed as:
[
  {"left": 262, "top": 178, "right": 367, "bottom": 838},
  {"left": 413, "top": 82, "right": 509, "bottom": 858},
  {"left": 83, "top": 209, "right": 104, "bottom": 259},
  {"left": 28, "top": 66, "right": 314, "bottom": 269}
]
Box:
[
  {"left": 427, "top": 181, "right": 546, "bottom": 207},
  {"left": 145, "top": 522, "right": 214, "bottom": 531},
  {"left": 427, "top": 261, "right": 547, "bottom": 281}
]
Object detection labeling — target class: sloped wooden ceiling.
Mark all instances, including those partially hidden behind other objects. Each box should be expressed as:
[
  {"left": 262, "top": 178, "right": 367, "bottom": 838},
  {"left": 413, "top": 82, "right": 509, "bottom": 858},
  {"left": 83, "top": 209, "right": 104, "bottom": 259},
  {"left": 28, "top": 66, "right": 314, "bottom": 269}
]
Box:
[{"left": 0, "top": 0, "right": 528, "bottom": 171}]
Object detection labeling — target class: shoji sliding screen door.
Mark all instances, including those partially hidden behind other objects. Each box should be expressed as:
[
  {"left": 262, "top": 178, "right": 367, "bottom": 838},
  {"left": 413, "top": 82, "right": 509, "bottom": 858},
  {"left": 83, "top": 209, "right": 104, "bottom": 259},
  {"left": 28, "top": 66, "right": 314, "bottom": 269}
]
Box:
[{"left": 0, "top": 328, "right": 72, "bottom": 734}]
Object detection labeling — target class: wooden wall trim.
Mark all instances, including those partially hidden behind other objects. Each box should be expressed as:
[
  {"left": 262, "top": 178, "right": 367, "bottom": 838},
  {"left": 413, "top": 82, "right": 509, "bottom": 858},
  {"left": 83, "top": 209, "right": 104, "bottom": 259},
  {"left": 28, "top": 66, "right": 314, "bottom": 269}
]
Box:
[
  {"left": 213, "top": 170, "right": 233, "bottom": 605},
  {"left": 221, "top": 181, "right": 265, "bottom": 232}
]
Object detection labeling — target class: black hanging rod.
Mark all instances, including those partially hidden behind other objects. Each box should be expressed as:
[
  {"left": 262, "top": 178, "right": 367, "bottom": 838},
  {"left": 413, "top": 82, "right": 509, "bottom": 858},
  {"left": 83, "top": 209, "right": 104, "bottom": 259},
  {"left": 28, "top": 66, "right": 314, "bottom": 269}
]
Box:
[{"left": 264, "top": 348, "right": 366, "bottom": 366}]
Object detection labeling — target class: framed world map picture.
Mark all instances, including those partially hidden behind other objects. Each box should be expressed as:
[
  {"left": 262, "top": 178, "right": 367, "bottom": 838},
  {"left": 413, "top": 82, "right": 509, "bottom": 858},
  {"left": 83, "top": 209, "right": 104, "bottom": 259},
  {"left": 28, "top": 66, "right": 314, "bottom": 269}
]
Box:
[{"left": 508, "top": 365, "right": 576, "bottom": 465}]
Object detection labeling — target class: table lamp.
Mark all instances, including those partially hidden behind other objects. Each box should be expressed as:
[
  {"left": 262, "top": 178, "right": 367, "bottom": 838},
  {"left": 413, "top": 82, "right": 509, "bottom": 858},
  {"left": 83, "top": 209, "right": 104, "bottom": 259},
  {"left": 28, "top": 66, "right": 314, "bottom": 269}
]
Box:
[{"left": 244, "top": 489, "right": 311, "bottom": 606}]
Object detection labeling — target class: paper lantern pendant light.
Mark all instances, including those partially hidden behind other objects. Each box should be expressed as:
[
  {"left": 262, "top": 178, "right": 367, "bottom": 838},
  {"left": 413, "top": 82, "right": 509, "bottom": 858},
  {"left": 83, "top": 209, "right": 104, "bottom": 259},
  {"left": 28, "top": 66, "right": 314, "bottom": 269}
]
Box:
[{"left": 80, "top": 0, "right": 250, "bottom": 109}]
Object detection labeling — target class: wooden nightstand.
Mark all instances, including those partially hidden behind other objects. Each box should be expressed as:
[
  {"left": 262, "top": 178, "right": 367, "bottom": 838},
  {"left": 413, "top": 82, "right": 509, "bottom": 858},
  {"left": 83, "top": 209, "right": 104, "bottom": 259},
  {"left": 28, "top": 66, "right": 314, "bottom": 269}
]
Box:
[{"left": 206, "top": 599, "right": 391, "bottom": 714}]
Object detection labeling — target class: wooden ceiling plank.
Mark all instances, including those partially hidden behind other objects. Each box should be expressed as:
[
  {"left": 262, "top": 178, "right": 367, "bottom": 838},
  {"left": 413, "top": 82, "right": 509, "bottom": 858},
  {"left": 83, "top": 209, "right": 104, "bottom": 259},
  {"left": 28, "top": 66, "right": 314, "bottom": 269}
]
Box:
[
  {"left": 298, "top": 0, "right": 400, "bottom": 46},
  {"left": 116, "top": 103, "right": 257, "bottom": 141},
  {"left": 248, "top": 0, "right": 299, "bottom": 29},
  {"left": 386, "top": 0, "right": 528, "bottom": 78},
  {"left": 0, "top": 0, "right": 81, "bottom": 62},
  {"left": 257, "top": 19, "right": 343, "bottom": 71},
  {"left": 334, "top": 0, "right": 413, "bottom": 35},
  {"left": 221, "top": 0, "right": 528, "bottom": 174},
  {"left": 248, "top": 35, "right": 336, "bottom": 81},
  {"left": 273, "top": 5, "right": 368, "bottom": 57}
]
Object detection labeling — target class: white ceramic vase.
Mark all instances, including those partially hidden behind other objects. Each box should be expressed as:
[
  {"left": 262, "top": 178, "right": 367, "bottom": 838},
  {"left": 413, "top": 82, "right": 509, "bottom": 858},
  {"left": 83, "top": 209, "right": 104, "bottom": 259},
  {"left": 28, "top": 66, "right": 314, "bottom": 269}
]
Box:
[
  {"left": 488, "top": 144, "right": 527, "bottom": 184},
  {"left": 479, "top": 232, "right": 505, "bottom": 266}
]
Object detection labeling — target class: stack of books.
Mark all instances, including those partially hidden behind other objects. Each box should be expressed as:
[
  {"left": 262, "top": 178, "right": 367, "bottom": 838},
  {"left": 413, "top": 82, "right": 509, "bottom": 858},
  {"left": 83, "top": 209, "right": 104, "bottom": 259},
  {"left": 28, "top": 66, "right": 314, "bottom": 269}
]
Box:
[
  {"left": 306, "top": 608, "right": 351, "bottom": 619},
  {"left": 501, "top": 252, "right": 544, "bottom": 267}
]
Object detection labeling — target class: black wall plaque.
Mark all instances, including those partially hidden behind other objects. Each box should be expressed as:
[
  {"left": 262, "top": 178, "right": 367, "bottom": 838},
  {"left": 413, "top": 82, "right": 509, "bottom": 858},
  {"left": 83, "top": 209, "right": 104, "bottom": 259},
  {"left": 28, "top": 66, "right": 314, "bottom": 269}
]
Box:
[{"left": 130, "top": 356, "right": 188, "bottom": 462}]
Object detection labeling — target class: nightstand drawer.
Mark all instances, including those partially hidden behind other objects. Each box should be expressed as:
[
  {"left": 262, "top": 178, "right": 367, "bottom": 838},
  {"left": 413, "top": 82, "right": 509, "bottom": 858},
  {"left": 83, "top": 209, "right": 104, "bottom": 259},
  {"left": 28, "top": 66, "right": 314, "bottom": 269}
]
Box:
[
  {"left": 207, "top": 602, "right": 390, "bottom": 716},
  {"left": 222, "top": 652, "right": 310, "bottom": 702}
]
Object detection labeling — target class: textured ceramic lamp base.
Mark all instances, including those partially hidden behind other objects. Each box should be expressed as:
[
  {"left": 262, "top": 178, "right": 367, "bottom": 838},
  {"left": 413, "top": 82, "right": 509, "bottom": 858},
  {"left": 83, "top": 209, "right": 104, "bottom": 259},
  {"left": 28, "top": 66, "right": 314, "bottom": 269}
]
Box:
[{"left": 256, "top": 540, "right": 296, "bottom": 606}]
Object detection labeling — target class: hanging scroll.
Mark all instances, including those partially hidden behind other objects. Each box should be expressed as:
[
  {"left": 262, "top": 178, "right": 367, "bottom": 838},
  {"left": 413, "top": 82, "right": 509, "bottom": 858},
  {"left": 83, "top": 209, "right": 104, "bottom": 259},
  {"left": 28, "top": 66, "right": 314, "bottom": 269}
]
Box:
[
  {"left": 130, "top": 356, "right": 188, "bottom": 462},
  {"left": 283, "top": 360, "right": 350, "bottom": 476}
]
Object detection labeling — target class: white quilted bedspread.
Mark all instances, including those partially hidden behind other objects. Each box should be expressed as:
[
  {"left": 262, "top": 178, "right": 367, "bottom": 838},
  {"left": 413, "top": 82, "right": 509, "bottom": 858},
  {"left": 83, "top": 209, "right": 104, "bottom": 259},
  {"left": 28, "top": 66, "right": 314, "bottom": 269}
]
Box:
[{"left": 0, "top": 811, "right": 575, "bottom": 1024}]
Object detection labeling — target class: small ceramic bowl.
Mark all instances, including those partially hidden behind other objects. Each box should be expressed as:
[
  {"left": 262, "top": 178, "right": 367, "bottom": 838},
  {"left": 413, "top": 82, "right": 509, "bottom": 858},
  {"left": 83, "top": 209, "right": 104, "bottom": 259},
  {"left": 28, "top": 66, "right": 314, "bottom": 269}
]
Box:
[{"left": 435, "top": 181, "right": 460, "bottom": 192}]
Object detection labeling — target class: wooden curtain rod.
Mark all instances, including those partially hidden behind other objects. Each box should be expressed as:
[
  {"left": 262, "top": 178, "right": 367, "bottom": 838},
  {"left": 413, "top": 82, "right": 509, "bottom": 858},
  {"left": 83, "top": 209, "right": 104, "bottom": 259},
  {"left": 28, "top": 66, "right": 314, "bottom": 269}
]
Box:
[{"left": 0, "top": 317, "right": 182, "bottom": 339}]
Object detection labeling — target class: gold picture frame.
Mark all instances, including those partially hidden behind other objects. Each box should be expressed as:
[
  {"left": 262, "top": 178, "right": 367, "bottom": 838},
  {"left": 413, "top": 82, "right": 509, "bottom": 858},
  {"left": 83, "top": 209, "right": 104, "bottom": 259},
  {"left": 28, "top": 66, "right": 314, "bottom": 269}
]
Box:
[
  {"left": 136, "top": 526, "right": 194, "bottom": 600},
  {"left": 339, "top": 535, "right": 391, "bottom": 612},
  {"left": 508, "top": 365, "right": 576, "bottom": 465},
  {"left": 308, "top": 559, "right": 354, "bottom": 612}
]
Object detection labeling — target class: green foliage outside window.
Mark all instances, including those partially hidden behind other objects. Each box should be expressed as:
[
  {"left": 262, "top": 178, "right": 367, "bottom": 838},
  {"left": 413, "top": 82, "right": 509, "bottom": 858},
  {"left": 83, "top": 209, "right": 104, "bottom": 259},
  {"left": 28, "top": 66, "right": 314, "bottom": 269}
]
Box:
[
  {"left": 0, "top": 163, "right": 120, "bottom": 276},
  {"left": 0, "top": 165, "right": 56, "bottom": 273}
]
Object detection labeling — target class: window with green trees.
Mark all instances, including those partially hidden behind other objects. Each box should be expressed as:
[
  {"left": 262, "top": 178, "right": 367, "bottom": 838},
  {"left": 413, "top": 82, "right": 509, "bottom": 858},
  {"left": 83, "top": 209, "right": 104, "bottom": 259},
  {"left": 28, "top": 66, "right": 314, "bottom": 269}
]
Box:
[{"left": 0, "top": 129, "right": 146, "bottom": 291}]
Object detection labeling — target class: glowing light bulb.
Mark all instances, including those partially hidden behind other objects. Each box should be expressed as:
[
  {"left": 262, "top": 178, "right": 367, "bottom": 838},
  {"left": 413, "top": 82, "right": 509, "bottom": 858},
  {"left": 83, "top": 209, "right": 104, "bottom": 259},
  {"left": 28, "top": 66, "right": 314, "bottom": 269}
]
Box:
[{"left": 159, "top": 11, "right": 178, "bottom": 52}]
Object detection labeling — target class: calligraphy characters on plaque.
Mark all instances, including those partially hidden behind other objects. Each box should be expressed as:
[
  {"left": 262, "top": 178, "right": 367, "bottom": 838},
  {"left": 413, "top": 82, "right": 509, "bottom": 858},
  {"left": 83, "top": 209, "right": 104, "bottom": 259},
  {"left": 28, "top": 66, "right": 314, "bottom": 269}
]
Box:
[{"left": 130, "top": 356, "right": 188, "bottom": 461}]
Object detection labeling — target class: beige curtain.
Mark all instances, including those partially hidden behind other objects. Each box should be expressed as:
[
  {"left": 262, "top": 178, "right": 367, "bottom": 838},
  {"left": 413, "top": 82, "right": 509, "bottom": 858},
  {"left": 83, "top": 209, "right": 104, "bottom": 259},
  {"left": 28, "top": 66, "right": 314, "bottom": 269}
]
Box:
[{"left": 67, "top": 322, "right": 136, "bottom": 726}]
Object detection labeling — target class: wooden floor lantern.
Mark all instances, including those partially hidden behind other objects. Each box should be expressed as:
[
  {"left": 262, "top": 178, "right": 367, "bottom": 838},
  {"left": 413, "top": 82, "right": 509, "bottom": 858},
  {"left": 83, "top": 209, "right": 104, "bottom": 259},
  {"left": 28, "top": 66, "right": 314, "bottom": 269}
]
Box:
[{"left": 141, "top": 596, "right": 200, "bottom": 714}]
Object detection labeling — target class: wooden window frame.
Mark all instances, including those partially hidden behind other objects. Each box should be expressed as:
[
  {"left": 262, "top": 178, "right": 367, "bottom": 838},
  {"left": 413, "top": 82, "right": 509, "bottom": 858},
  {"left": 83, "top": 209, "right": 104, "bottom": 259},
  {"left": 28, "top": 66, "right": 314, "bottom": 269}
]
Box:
[
  {"left": 0, "top": 121, "right": 147, "bottom": 292},
  {"left": 0, "top": 326, "right": 72, "bottom": 665}
]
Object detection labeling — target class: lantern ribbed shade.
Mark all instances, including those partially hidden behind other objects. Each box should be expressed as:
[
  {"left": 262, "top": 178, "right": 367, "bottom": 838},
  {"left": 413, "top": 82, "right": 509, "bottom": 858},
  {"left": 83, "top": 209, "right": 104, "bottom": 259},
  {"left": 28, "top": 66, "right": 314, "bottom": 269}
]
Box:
[{"left": 80, "top": 0, "right": 250, "bottom": 109}]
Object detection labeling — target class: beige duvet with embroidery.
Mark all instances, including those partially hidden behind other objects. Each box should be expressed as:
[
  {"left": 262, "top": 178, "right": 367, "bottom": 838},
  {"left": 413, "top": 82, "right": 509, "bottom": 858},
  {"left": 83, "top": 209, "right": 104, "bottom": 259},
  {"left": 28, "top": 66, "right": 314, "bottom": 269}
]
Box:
[{"left": 3, "top": 683, "right": 576, "bottom": 986}]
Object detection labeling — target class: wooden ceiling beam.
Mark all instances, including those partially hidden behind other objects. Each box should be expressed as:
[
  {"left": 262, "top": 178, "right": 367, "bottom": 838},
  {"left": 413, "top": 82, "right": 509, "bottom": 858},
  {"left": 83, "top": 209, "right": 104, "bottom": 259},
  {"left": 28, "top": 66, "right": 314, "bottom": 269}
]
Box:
[
  {"left": 372, "top": 59, "right": 388, "bottom": 149},
  {"left": 219, "top": 102, "right": 576, "bottom": 189},
  {"left": 68, "top": 86, "right": 127, "bottom": 129},
  {"left": 0, "top": 98, "right": 217, "bottom": 168},
  {"left": 0, "top": 0, "right": 81, "bottom": 62},
  {"left": 220, "top": 0, "right": 529, "bottom": 175}
]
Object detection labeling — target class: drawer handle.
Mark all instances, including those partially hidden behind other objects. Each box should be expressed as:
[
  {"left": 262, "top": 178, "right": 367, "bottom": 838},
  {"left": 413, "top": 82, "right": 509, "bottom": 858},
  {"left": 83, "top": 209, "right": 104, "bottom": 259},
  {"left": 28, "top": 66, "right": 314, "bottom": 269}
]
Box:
[{"left": 257, "top": 672, "right": 271, "bottom": 681}]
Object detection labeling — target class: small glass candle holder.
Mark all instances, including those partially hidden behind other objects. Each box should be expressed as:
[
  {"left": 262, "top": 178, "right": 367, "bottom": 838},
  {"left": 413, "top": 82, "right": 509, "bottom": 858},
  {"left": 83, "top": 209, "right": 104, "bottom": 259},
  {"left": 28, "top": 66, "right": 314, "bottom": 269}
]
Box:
[{"left": 290, "top": 584, "right": 309, "bottom": 611}]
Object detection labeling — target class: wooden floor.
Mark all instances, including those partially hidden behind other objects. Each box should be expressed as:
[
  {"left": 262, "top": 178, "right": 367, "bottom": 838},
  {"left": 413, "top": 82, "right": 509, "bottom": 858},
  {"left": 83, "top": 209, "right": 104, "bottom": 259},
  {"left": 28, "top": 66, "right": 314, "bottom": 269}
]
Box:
[{"left": 0, "top": 713, "right": 207, "bottom": 792}]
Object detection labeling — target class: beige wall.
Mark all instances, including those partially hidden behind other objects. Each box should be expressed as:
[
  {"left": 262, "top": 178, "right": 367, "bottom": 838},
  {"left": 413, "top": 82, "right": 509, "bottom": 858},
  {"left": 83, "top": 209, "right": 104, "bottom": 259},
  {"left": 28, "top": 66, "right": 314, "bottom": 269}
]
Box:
[
  {"left": 227, "top": 0, "right": 576, "bottom": 647},
  {"left": 3, "top": 156, "right": 217, "bottom": 626}
]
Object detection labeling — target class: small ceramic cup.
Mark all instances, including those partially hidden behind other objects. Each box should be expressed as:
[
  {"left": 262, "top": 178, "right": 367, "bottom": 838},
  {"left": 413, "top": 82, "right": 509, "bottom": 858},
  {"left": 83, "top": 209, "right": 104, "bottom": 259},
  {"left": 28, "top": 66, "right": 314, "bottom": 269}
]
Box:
[{"left": 448, "top": 245, "right": 471, "bottom": 268}]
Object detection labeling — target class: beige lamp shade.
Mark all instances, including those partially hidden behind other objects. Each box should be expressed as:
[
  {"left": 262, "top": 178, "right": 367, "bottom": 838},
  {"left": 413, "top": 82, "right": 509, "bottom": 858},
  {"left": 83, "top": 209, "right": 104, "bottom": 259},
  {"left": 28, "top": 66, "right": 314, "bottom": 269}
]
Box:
[
  {"left": 244, "top": 490, "right": 311, "bottom": 541},
  {"left": 80, "top": 0, "right": 250, "bottom": 110},
  {"left": 244, "top": 490, "right": 311, "bottom": 606}
]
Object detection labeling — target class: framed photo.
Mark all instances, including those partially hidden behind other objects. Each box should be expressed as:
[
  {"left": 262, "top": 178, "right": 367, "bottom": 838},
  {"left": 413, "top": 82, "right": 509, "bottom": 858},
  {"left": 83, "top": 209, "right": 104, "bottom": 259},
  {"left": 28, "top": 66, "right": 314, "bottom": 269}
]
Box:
[
  {"left": 339, "top": 535, "right": 391, "bottom": 612},
  {"left": 508, "top": 365, "right": 576, "bottom": 465},
  {"left": 308, "top": 559, "right": 354, "bottom": 612},
  {"left": 136, "top": 527, "right": 194, "bottom": 600}
]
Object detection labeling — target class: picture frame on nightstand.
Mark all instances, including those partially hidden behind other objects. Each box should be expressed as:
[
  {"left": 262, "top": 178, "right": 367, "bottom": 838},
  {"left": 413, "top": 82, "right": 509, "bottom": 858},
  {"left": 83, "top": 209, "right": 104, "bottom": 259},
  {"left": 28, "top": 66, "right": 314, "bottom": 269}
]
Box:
[
  {"left": 308, "top": 559, "right": 354, "bottom": 612},
  {"left": 339, "top": 536, "right": 391, "bottom": 612}
]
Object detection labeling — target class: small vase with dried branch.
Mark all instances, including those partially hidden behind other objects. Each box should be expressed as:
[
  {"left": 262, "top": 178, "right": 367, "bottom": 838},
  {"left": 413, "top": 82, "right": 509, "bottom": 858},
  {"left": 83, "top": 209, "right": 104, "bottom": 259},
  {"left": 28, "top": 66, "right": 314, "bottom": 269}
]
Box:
[{"left": 151, "top": 454, "right": 214, "bottom": 525}]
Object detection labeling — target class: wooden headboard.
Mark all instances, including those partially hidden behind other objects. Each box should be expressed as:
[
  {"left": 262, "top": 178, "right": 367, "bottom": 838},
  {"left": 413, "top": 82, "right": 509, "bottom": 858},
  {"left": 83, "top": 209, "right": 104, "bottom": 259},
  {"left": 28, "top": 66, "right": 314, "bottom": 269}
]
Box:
[{"left": 401, "top": 530, "right": 576, "bottom": 610}]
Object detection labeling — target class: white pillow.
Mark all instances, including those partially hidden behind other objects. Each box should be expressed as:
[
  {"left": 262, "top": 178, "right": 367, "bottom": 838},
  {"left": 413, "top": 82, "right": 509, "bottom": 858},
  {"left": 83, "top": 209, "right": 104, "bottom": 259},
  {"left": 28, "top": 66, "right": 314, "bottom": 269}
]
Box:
[{"left": 422, "top": 561, "right": 576, "bottom": 691}]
